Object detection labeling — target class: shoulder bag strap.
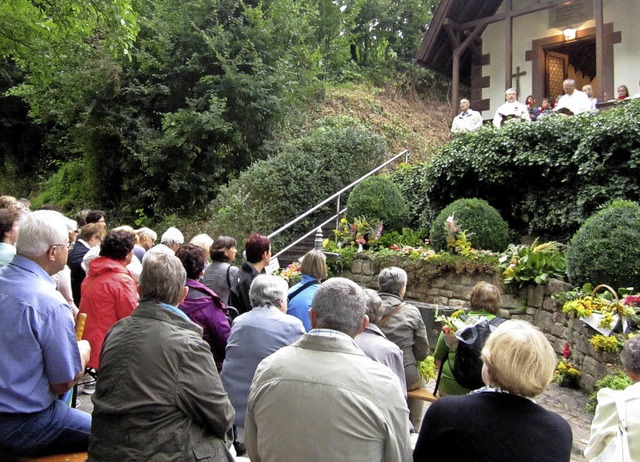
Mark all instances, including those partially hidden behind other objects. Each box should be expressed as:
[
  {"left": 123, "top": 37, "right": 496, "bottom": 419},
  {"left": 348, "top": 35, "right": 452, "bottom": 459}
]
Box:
[
  {"left": 378, "top": 302, "right": 406, "bottom": 328},
  {"left": 226, "top": 264, "right": 232, "bottom": 289},
  {"left": 287, "top": 280, "right": 319, "bottom": 303}
]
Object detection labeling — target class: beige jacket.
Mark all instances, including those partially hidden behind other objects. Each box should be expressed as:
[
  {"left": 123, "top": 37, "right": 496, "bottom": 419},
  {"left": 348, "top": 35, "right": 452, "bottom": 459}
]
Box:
[
  {"left": 245, "top": 332, "right": 412, "bottom": 462},
  {"left": 378, "top": 293, "right": 429, "bottom": 389},
  {"left": 584, "top": 381, "right": 640, "bottom": 461}
]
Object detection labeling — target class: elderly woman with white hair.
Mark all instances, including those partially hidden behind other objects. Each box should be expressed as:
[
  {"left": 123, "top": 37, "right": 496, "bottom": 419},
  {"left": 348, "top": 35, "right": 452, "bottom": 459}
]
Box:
[
  {"left": 414, "top": 320, "right": 572, "bottom": 461},
  {"left": 585, "top": 335, "right": 640, "bottom": 461},
  {"left": 377, "top": 266, "right": 429, "bottom": 429},
  {"left": 221, "top": 275, "right": 305, "bottom": 451}
]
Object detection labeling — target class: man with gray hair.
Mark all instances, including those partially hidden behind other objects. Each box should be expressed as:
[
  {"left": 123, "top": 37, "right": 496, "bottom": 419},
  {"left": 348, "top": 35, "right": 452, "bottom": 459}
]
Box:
[
  {"left": 142, "top": 226, "right": 184, "bottom": 264},
  {"left": 0, "top": 211, "right": 91, "bottom": 457},
  {"left": 89, "top": 253, "right": 235, "bottom": 461},
  {"left": 451, "top": 98, "right": 483, "bottom": 133},
  {"left": 245, "top": 277, "right": 412, "bottom": 462},
  {"left": 555, "top": 78, "right": 591, "bottom": 115}
]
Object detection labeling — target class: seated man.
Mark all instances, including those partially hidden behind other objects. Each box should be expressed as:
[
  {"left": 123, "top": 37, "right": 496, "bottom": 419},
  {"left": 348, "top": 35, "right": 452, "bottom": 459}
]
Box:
[
  {"left": 245, "top": 278, "right": 412, "bottom": 462},
  {"left": 0, "top": 210, "right": 91, "bottom": 457},
  {"left": 451, "top": 98, "right": 483, "bottom": 133},
  {"left": 89, "top": 253, "right": 235, "bottom": 461},
  {"left": 493, "top": 88, "right": 530, "bottom": 127}
]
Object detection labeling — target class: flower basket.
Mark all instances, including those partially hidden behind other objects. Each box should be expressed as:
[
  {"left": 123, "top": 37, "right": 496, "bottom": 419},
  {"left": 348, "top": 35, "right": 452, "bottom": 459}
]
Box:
[{"left": 579, "top": 284, "right": 626, "bottom": 336}]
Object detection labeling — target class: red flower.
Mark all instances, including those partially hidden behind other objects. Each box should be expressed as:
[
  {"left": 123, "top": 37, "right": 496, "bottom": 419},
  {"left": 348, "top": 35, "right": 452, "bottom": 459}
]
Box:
[{"left": 562, "top": 342, "right": 571, "bottom": 359}]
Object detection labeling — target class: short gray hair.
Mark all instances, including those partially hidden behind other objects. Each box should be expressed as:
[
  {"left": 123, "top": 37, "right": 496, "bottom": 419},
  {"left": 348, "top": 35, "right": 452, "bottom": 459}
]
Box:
[
  {"left": 378, "top": 267, "right": 407, "bottom": 295},
  {"left": 16, "top": 211, "right": 68, "bottom": 257},
  {"left": 311, "top": 278, "right": 366, "bottom": 337},
  {"left": 363, "top": 288, "right": 384, "bottom": 325},
  {"left": 249, "top": 274, "right": 289, "bottom": 308},
  {"left": 140, "top": 253, "right": 186, "bottom": 306},
  {"left": 161, "top": 227, "right": 184, "bottom": 245},
  {"left": 621, "top": 335, "right": 640, "bottom": 376}
]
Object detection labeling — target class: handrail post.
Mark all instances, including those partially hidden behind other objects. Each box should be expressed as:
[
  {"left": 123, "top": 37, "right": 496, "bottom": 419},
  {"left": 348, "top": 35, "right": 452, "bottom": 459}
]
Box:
[{"left": 314, "top": 228, "right": 323, "bottom": 251}]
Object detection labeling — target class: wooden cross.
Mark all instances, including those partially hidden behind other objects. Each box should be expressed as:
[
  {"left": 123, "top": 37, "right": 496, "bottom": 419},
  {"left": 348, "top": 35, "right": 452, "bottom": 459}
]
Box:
[{"left": 511, "top": 65, "right": 527, "bottom": 96}]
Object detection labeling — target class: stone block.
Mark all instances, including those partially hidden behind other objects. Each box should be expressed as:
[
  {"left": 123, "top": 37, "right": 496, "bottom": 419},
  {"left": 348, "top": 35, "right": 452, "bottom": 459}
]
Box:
[
  {"left": 432, "top": 296, "right": 449, "bottom": 306},
  {"left": 497, "top": 308, "right": 512, "bottom": 319},
  {"left": 533, "top": 309, "right": 554, "bottom": 332},
  {"left": 545, "top": 278, "right": 572, "bottom": 296},
  {"left": 501, "top": 294, "right": 519, "bottom": 309},
  {"left": 449, "top": 299, "right": 467, "bottom": 309},
  {"left": 430, "top": 278, "right": 447, "bottom": 288},
  {"left": 526, "top": 307, "right": 536, "bottom": 315},
  {"left": 548, "top": 323, "right": 566, "bottom": 338},
  {"left": 542, "top": 296, "right": 560, "bottom": 312},
  {"left": 452, "top": 286, "right": 472, "bottom": 300},
  {"left": 351, "top": 259, "right": 363, "bottom": 274},
  {"left": 527, "top": 285, "right": 545, "bottom": 308},
  {"left": 460, "top": 275, "right": 472, "bottom": 286},
  {"left": 439, "top": 290, "right": 453, "bottom": 298},
  {"left": 426, "top": 288, "right": 441, "bottom": 296},
  {"left": 362, "top": 259, "right": 373, "bottom": 275}
]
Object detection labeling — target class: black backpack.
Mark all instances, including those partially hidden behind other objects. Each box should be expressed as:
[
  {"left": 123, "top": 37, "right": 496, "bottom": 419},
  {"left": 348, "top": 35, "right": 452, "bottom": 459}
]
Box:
[{"left": 451, "top": 316, "right": 505, "bottom": 390}]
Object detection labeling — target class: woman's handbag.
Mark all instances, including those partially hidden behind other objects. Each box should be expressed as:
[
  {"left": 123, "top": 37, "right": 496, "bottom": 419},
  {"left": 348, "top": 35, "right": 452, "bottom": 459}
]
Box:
[{"left": 591, "top": 391, "right": 630, "bottom": 462}]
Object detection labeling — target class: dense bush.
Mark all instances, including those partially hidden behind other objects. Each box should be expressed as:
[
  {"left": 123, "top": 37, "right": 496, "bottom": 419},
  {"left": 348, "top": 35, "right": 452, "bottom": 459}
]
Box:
[
  {"left": 393, "top": 101, "right": 640, "bottom": 241},
  {"left": 566, "top": 200, "right": 640, "bottom": 288},
  {"left": 429, "top": 198, "right": 509, "bottom": 252},
  {"left": 346, "top": 176, "right": 410, "bottom": 231},
  {"left": 210, "top": 117, "right": 387, "bottom": 249}
]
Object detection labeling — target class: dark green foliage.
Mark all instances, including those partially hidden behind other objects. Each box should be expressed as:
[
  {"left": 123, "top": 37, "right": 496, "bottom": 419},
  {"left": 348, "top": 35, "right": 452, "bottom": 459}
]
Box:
[
  {"left": 393, "top": 102, "right": 640, "bottom": 241},
  {"left": 429, "top": 198, "right": 510, "bottom": 252},
  {"left": 211, "top": 117, "right": 387, "bottom": 249},
  {"left": 375, "top": 227, "right": 428, "bottom": 248},
  {"left": 346, "top": 176, "right": 410, "bottom": 231},
  {"left": 566, "top": 200, "right": 640, "bottom": 288}
]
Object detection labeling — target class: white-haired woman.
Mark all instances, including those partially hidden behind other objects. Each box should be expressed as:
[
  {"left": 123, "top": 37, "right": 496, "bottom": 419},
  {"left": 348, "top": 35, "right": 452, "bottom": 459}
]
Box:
[
  {"left": 414, "top": 320, "right": 572, "bottom": 461},
  {"left": 585, "top": 335, "right": 640, "bottom": 460},
  {"left": 377, "top": 266, "right": 429, "bottom": 429}
]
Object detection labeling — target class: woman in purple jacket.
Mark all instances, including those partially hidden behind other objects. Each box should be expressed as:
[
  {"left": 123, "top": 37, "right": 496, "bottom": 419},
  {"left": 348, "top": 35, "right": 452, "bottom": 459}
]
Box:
[{"left": 175, "top": 244, "right": 231, "bottom": 371}]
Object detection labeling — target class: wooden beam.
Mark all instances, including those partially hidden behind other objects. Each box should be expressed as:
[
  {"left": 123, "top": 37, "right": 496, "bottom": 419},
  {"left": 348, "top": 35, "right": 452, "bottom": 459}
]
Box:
[
  {"left": 594, "top": 0, "right": 606, "bottom": 99},
  {"left": 450, "top": 25, "right": 484, "bottom": 118},
  {"left": 505, "top": 0, "right": 513, "bottom": 91},
  {"left": 448, "top": 1, "right": 558, "bottom": 32}
]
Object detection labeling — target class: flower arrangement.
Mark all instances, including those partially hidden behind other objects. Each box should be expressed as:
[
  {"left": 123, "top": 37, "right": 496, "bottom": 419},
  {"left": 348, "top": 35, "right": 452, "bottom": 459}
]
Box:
[
  {"left": 388, "top": 243, "right": 437, "bottom": 261},
  {"left": 589, "top": 334, "right": 623, "bottom": 353},
  {"left": 553, "top": 342, "right": 581, "bottom": 388},
  {"left": 333, "top": 216, "right": 383, "bottom": 249},
  {"left": 417, "top": 356, "right": 436, "bottom": 381},
  {"left": 275, "top": 261, "right": 302, "bottom": 284},
  {"left": 499, "top": 239, "right": 566, "bottom": 288},
  {"left": 434, "top": 309, "right": 467, "bottom": 333},
  {"left": 445, "top": 215, "right": 474, "bottom": 257},
  {"left": 561, "top": 284, "right": 635, "bottom": 332}
]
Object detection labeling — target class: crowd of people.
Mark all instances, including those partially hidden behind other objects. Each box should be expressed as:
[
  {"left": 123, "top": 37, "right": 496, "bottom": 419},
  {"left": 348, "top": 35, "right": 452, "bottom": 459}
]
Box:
[
  {"left": 451, "top": 78, "right": 638, "bottom": 132},
  {"left": 0, "top": 195, "right": 638, "bottom": 461}
]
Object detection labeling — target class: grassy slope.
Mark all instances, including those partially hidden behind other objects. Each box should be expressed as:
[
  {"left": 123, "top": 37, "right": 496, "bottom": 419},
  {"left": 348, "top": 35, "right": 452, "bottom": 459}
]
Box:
[{"left": 293, "top": 83, "right": 453, "bottom": 164}]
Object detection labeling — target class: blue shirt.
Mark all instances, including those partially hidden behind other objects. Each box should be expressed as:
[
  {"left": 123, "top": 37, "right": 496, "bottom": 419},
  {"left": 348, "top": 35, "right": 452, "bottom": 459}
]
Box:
[
  {"left": 0, "top": 255, "right": 82, "bottom": 413},
  {"left": 286, "top": 274, "right": 320, "bottom": 332}
]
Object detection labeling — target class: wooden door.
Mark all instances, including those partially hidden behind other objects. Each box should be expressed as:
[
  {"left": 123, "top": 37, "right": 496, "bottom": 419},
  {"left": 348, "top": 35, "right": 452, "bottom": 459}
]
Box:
[{"left": 546, "top": 51, "right": 568, "bottom": 102}]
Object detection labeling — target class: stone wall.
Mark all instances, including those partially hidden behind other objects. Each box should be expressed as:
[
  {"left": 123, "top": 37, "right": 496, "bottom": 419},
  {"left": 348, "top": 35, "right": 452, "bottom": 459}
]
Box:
[{"left": 350, "top": 254, "right": 620, "bottom": 392}]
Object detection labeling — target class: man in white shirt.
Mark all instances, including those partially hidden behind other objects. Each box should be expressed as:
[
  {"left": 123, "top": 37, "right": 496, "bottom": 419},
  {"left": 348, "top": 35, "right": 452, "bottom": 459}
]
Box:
[
  {"left": 451, "top": 98, "right": 483, "bottom": 133},
  {"left": 555, "top": 79, "right": 591, "bottom": 115},
  {"left": 493, "top": 88, "right": 530, "bottom": 127}
]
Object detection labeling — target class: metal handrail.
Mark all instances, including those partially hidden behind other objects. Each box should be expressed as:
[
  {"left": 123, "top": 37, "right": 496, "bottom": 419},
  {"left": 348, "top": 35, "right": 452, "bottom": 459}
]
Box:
[
  {"left": 267, "top": 149, "right": 409, "bottom": 241},
  {"left": 272, "top": 210, "right": 346, "bottom": 259}
]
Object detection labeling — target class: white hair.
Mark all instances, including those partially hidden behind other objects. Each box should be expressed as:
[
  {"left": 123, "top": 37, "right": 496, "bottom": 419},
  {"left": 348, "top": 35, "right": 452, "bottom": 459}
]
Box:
[
  {"left": 16, "top": 211, "right": 68, "bottom": 257},
  {"left": 249, "top": 275, "right": 289, "bottom": 308},
  {"left": 161, "top": 227, "right": 184, "bottom": 245}
]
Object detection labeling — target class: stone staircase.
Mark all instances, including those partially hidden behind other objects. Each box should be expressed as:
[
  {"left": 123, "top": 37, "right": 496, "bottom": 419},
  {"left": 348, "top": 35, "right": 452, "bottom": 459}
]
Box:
[{"left": 275, "top": 222, "right": 337, "bottom": 268}]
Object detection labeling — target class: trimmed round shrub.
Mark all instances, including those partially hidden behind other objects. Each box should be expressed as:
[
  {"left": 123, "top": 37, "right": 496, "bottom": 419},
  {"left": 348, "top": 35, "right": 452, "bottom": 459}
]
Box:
[
  {"left": 567, "top": 200, "right": 640, "bottom": 288},
  {"left": 429, "top": 198, "right": 510, "bottom": 252},
  {"left": 346, "top": 176, "right": 410, "bottom": 232}
]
